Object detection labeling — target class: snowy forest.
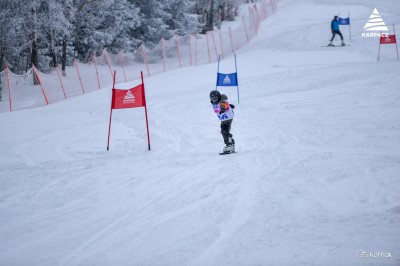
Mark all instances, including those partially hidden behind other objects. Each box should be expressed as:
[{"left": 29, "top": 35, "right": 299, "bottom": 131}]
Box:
[{"left": 0, "top": 0, "right": 245, "bottom": 73}]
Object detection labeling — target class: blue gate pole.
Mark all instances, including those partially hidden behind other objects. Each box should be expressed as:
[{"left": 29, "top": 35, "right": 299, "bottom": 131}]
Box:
[
  {"left": 348, "top": 11, "right": 352, "bottom": 41},
  {"left": 216, "top": 54, "right": 221, "bottom": 90},
  {"left": 234, "top": 53, "right": 240, "bottom": 104}
]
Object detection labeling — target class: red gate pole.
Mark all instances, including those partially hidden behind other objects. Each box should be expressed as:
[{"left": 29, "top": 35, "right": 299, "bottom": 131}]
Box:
[
  {"left": 378, "top": 31, "right": 382, "bottom": 61},
  {"left": 5, "top": 64, "right": 12, "bottom": 112},
  {"left": 32, "top": 64, "right": 49, "bottom": 105},
  {"left": 348, "top": 11, "right": 352, "bottom": 40},
  {"left": 107, "top": 71, "right": 116, "bottom": 151},
  {"left": 393, "top": 24, "right": 399, "bottom": 59},
  {"left": 141, "top": 71, "right": 151, "bottom": 151}
]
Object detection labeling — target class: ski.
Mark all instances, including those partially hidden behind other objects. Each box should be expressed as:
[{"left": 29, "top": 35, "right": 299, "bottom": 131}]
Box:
[
  {"left": 321, "top": 45, "right": 349, "bottom": 47},
  {"left": 219, "top": 151, "right": 236, "bottom": 155}
]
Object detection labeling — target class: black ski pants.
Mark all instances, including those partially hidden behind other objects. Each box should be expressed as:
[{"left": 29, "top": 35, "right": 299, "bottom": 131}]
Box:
[
  {"left": 221, "top": 119, "right": 233, "bottom": 145},
  {"left": 330, "top": 30, "right": 343, "bottom": 41}
]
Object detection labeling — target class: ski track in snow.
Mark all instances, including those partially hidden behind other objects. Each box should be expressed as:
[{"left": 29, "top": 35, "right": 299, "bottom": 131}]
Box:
[{"left": 1, "top": 0, "right": 400, "bottom": 265}]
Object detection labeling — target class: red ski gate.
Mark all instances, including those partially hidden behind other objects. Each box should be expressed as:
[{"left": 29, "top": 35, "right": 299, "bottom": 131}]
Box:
[
  {"left": 378, "top": 24, "right": 399, "bottom": 60},
  {"left": 107, "top": 71, "right": 151, "bottom": 151}
]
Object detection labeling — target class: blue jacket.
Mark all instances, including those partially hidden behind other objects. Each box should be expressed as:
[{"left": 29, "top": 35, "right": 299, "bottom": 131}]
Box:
[{"left": 331, "top": 20, "right": 339, "bottom": 31}]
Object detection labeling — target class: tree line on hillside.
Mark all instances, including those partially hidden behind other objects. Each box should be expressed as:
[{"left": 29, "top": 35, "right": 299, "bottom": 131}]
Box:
[{"left": 0, "top": 0, "right": 246, "bottom": 74}]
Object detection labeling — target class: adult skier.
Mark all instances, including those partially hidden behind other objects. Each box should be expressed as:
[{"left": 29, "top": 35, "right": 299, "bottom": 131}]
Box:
[
  {"left": 328, "top": 15, "right": 345, "bottom": 46},
  {"left": 209, "top": 90, "right": 235, "bottom": 154}
]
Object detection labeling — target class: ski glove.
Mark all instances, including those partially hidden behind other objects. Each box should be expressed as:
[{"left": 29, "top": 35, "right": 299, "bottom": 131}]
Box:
[{"left": 219, "top": 101, "right": 229, "bottom": 114}]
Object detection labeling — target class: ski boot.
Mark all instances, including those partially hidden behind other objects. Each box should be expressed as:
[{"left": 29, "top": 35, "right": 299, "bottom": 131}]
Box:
[
  {"left": 222, "top": 144, "right": 235, "bottom": 153},
  {"left": 222, "top": 137, "right": 235, "bottom": 153},
  {"left": 327, "top": 41, "right": 334, "bottom": 47},
  {"left": 341, "top": 41, "right": 346, "bottom": 46}
]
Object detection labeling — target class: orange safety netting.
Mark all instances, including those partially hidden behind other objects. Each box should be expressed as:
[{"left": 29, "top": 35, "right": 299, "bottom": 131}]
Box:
[{"left": 0, "top": 0, "right": 275, "bottom": 112}]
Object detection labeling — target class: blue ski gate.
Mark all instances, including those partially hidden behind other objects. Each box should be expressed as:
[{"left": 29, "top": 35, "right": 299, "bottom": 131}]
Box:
[{"left": 216, "top": 54, "right": 240, "bottom": 104}]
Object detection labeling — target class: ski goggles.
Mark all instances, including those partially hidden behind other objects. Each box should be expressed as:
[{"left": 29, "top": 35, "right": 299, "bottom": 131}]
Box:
[{"left": 210, "top": 96, "right": 219, "bottom": 103}]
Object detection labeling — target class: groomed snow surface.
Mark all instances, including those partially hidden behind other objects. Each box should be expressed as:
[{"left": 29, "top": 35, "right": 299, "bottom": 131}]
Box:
[{"left": 1, "top": 0, "right": 400, "bottom": 265}]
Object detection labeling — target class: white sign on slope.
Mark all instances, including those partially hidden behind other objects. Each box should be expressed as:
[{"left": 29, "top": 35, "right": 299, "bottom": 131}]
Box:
[{"left": 362, "top": 8, "right": 389, "bottom": 38}]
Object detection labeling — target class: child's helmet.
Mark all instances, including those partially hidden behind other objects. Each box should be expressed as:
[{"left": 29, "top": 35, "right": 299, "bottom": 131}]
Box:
[{"left": 210, "top": 90, "right": 221, "bottom": 104}]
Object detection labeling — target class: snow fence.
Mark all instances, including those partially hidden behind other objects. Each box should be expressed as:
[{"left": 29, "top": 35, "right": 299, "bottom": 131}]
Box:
[{"left": 0, "top": 0, "right": 277, "bottom": 113}]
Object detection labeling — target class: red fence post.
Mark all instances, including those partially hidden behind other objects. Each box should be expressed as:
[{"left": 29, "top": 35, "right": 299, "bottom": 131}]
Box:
[
  {"left": 5, "top": 64, "right": 12, "bottom": 112},
  {"left": 103, "top": 49, "right": 114, "bottom": 79},
  {"left": 211, "top": 31, "right": 218, "bottom": 62},
  {"left": 188, "top": 35, "right": 193, "bottom": 66},
  {"left": 270, "top": 0, "right": 276, "bottom": 13},
  {"left": 253, "top": 4, "right": 261, "bottom": 30},
  {"left": 73, "top": 59, "right": 85, "bottom": 94},
  {"left": 140, "top": 44, "right": 151, "bottom": 77},
  {"left": 195, "top": 34, "right": 198, "bottom": 66},
  {"left": 249, "top": 7, "right": 257, "bottom": 34},
  {"left": 32, "top": 64, "right": 49, "bottom": 105},
  {"left": 92, "top": 54, "right": 101, "bottom": 90},
  {"left": 161, "top": 37, "right": 166, "bottom": 72},
  {"left": 264, "top": 0, "right": 269, "bottom": 19},
  {"left": 118, "top": 49, "right": 127, "bottom": 82},
  {"left": 56, "top": 64, "right": 67, "bottom": 99},
  {"left": 218, "top": 29, "right": 224, "bottom": 59},
  {"left": 175, "top": 34, "right": 182, "bottom": 68},
  {"left": 229, "top": 27, "right": 235, "bottom": 53},
  {"left": 242, "top": 17, "right": 250, "bottom": 43},
  {"left": 206, "top": 32, "right": 211, "bottom": 64}
]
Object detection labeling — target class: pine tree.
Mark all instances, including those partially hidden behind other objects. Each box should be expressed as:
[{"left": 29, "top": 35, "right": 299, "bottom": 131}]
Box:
[
  {"left": 45, "top": 0, "right": 65, "bottom": 68},
  {"left": 95, "top": 0, "right": 141, "bottom": 53},
  {"left": 0, "top": 0, "right": 241, "bottom": 76},
  {"left": 133, "top": 0, "right": 171, "bottom": 44},
  {"left": 164, "top": 0, "right": 200, "bottom": 35}
]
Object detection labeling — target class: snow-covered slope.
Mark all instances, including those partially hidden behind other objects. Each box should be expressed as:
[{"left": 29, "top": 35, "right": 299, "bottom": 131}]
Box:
[{"left": 1, "top": 1, "right": 400, "bottom": 265}]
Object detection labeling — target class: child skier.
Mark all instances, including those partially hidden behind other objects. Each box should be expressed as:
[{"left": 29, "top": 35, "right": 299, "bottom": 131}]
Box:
[{"left": 209, "top": 90, "right": 235, "bottom": 154}]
